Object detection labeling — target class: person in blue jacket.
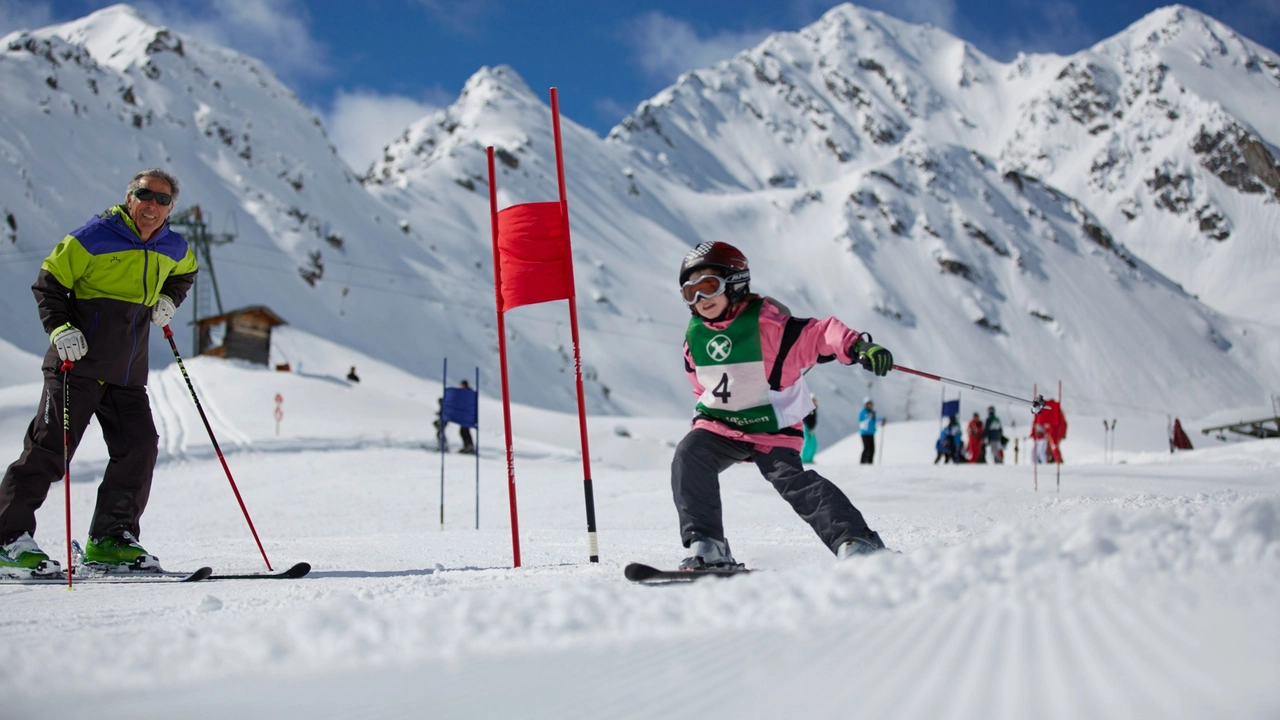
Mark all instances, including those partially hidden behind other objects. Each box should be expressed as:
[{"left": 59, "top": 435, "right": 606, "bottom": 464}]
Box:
[
  {"left": 858, "top": 398, "right": 878, "bottom": 464},
  {"left": 934, "top": 415, "right": 964, "bottom": 464}
]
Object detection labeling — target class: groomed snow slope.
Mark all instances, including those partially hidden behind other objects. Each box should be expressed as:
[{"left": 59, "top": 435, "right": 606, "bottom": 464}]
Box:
[{"left": 0, "top": 331, "right": 1276, "bottom": 720}]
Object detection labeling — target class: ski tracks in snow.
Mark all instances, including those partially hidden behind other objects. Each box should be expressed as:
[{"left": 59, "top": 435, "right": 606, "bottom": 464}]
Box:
[
  {"left": 151, "top": 365, "right": 252, "bottom": 460},
  {"left": 148, "top": 368, "right": 188, "bottom": 459},
  {"left": 6, "top": 488, "right": 1279, "bottom": 719}
]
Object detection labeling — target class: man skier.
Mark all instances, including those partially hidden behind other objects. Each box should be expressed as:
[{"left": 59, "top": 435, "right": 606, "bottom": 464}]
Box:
[
  {"left": 671, "top": 241, "right": 889, "bottom": 570},
  {"left": 0, "top": 169, "right": 197, "bottom": 575}
]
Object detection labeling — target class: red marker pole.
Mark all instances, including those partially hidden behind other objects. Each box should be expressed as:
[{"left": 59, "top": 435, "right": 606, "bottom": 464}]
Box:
[
  {"left": 550, "top": 88, "right": 599, "bottom": 563},
  {"left": 61, "top": 360, "right": 73, "bottom": 587},
  {"left": 163, "top": 325, "right": 272, "bottom": 570},
  {"left": 488, "top": 147, "right": 522, "bottom": 568}
]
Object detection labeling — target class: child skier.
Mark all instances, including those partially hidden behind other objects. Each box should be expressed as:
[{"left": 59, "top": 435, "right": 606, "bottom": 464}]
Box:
[{"left": 672, "top": 241, "right": 891, "bottom": 570}]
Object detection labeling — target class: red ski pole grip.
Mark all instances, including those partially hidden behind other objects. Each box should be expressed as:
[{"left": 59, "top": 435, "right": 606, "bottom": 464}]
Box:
[
  {"left": 163, "top": 324, "right": 174, "bottom": 340},
  {"left": 60, "top": 360, "right": 74, "bottom": 372}
]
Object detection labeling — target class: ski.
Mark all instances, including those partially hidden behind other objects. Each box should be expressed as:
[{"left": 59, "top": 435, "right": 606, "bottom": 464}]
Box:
[
  {"left": 208, "top": 562, "right": 311, "bottom": 580},
  {"left": 0, "top": 566, "right": 213, "bottom": 585},
  {"left": 624, "top": 562, "right": 751, "bottom": 584}
]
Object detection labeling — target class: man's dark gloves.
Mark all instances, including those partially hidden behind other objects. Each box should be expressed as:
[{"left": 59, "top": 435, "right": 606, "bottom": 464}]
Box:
[{"left": 851, "top": 339, "right": 893, "bottom": 377}]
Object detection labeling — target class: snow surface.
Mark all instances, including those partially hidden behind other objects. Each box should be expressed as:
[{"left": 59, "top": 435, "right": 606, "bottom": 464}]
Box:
[{"left": 1, "top": 328, "right": 1277, "bottom": 719}]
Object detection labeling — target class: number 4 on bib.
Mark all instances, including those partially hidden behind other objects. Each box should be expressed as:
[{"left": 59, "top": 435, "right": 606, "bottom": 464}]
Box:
[{"left": 713, "top": 373, "right": 731, "bottom": 403}]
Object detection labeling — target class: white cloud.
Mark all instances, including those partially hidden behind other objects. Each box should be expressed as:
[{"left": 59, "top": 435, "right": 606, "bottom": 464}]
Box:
[
  {"left": 415, "top": 0, "right": 493, "bottom": 34},
  {"left": 859, "top": 0, "right": 959, "bottom": 31},
  {"left": 0, "top": 0, "right": 54, "bottom": 36},
  {"left": 961, "top": 0, "right": 1094, "bottom": 59},
  {"left": 627, "top": 12, "right": 773, "bottom": 83},
  {"left": 135, "top": 0, "right": 329, "bottom": 80},
  {"left": 324, "top": 90, "right": 445, "bottom": 174},
  {"left": 594, "top": 97, "right": 634, "bottom": 124},
  {"left": 1204, "top": 0, "right": 1280, "bottom": 49}
]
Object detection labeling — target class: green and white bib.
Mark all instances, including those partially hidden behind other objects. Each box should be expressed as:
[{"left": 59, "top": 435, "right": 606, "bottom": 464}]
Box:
[{"left": 687, "top": 299, "right": 814, "bottom": 433}]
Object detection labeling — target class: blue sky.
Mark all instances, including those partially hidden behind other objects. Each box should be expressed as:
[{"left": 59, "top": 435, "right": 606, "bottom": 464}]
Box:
[{"left": 4, "top": 0, "right": 1277, "bottom": 172}]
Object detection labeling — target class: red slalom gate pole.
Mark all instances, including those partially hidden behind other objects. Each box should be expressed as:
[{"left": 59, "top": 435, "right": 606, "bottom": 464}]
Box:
[
  {"left": 550, "top": 88, "right": 599, "bottom": 563},
  {"left": 488, "top": 147, "right": 522, "bottom": 568},
  {"left": 61, "top": 360, "right": 73, "bottom": 587},
  {"left": 163, "top": 326, "right": 272, "bottom": 570}
]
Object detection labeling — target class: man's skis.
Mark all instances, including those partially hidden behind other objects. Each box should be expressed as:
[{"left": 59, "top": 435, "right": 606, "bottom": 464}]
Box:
[
  {"left": 624, "top": 562, "right": 750, "bottom": 584},
  {"left": 209, "top": 562, "right": 311, "bottom": 580},
  {"left": 0, "top": 566, "right": 212, "bottom": 585},
  {"left": 0, "top": 562, "right": 312, "bottom": 585}
]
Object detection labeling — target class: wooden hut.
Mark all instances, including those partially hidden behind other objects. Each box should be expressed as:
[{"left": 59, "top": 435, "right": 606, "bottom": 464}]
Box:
[{"left": 195, "top": 306, "right": 287, "bottom": 366}]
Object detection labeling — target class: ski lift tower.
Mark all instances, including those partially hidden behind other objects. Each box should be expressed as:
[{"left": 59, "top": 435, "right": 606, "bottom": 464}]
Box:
[{"left": 168, "top": 206, "right": 236, "bottom": 355}]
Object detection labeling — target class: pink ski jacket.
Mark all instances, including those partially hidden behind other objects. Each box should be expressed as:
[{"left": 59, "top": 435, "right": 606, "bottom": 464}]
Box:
[{"left": 683, "top": 296, "right": 864, "bottom": 452}]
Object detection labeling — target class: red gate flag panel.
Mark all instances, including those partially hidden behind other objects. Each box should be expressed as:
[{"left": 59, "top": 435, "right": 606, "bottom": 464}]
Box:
[{"left": 496, "top": 201, "right": 572, "bottom": 311}]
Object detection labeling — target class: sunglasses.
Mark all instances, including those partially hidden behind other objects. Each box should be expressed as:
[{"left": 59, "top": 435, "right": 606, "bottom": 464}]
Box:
[
  {"left": 132, "top": 188, "right": 173, "bottom": 206},
  {"left": 681, "top": 275, "right": 726, "bottom": 305}
]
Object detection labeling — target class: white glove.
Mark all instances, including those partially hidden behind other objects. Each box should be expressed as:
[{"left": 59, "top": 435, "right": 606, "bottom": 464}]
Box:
[
  {"left": 51, "top": 324, "right": 88, "bottom": 362},
  {"left": 151, "top": 294, "right": 176, "bottom": 327}
]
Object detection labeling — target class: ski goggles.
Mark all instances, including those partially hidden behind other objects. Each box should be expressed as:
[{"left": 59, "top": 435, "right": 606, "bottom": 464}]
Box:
[
  {"left": 681, "top": 274, "right": 726, "bottom": 305},
  {"left": 132, "top": 188, "right": 173, "bottom": 206}
]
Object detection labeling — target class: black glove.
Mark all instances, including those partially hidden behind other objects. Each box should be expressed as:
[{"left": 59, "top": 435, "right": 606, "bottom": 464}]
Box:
[{"left": 851, "top": 339, "right": 893, "bottom": 377}]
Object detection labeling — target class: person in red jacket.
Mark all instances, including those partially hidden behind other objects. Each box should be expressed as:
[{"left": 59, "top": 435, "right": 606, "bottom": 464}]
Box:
[
  {"left": 1038, "top": 399, "right": 1067, "bottom": 463},
  {"left": 966, "top": 412, "right": 985, "bottom": 463}
]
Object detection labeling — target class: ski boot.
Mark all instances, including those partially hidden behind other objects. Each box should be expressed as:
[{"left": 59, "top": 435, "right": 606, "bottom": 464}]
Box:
[
  {"left": 837, "top": 531, "right": 887, "bottom": 559},
  {"left": 0, "top": 532, "right": 62, "bottom": 578},
  {"left": 81, "top": 531, "right": 161, "bottom": 572},
  {"left": 679, "top": 537, "right": 744, "bottom": 571}
]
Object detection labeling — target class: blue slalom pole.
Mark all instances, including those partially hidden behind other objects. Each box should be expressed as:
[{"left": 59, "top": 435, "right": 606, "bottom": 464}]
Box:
[
  {"left": 440, "top": 357, "right": 447, "bottom": 530},
  {"left": 474, "top": 366, "right": 480, "bottom": 530}
]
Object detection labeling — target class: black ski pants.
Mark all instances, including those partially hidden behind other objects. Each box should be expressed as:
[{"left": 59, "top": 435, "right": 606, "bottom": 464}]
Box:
[
  {"left": 860, "top": 434, "right": 876, "bottom": 464},
  {"left": 0, "top": 368, "right": 158, "bottom": 544},
  {"left": 671, "top": 428, "right": 873, "bottom": 554}
]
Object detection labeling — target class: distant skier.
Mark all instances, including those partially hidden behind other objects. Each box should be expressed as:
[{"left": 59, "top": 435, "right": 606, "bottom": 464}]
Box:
[
  {"left": 671, "top": 241, "right": 890, "bottom": 569},
  {"left": 966, "top": 412, "right": 985, "bottom": 463},
  {"left": 457, "top": 379, "right": 476, "bottom": 455},
  {"left": 0, "top": 169, "right": 196, "bottom": 576},
  {"left": 1030, "top": 416, "right": 1049, "bottom": 464},
  {"left": 433, "top": 398, "right": 448, "bottom": 453},
  {"left": 1038, "top": 399, "right": 1067, "bottom": 463},
  {"left": 859, "top": 398, "right": 878, "bottom": 464},
  {"left": 346, "top": 366, "right": 360, "bottom": 383},
  {"left": 1169, "top": 418, "right": 1193, "bottom": 452},
  {"left": 800, "top": 396, "right": 818, "bottom": 464},
  {"left": 983, "top": 406, "right": 1004, "bottom": 464},
  {"left": 935, "top": 415, "right": 963, "bottom": 464}
]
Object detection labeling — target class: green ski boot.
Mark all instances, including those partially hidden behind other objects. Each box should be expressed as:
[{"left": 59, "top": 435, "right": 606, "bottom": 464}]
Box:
[
  {"left": 82, "top": 531, "right": 161, "bottom": 571},
  {"left": 1, "top": 533, "right": 61, "bottom": 577}
]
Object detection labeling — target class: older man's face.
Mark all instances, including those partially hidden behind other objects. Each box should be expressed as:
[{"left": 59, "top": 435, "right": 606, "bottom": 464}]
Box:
[{"left": 125, "top": 175, "right": 174, "bottom": 240}]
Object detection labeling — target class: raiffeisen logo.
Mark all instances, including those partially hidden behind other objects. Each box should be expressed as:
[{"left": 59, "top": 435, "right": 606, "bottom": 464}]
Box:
[{"left": 706, "top": 335, "right": 732, "bottom": 362}]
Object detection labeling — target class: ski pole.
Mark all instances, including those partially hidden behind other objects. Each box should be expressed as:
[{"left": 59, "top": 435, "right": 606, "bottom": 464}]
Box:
[
  {"left": 163, "top": 325, "right": 272, "bottom": 570},
  {"left": 61, "top": 360, "right": 73, "bottom": 587},
  {"left": 893, "top": 365, "right": 1046, "bottom": 413}
]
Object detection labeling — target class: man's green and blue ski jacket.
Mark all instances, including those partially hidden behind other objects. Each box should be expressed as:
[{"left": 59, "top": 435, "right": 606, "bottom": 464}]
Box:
[{"left": 34, "top": 205, "right": 197, "bottom": 386}]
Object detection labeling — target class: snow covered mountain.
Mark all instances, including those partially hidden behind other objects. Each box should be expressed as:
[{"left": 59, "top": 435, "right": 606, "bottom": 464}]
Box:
[
  {"left": 611, "top": 4, "right": 1280, "bottom": 325},
  {"left": 0, "top": 4, "right": 1276, "bottom": 441}
]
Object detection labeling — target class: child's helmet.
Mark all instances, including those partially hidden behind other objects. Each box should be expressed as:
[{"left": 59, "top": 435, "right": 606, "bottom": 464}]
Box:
[{"left": 679, "top": 241, "right": 750, "bottom": 304}]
